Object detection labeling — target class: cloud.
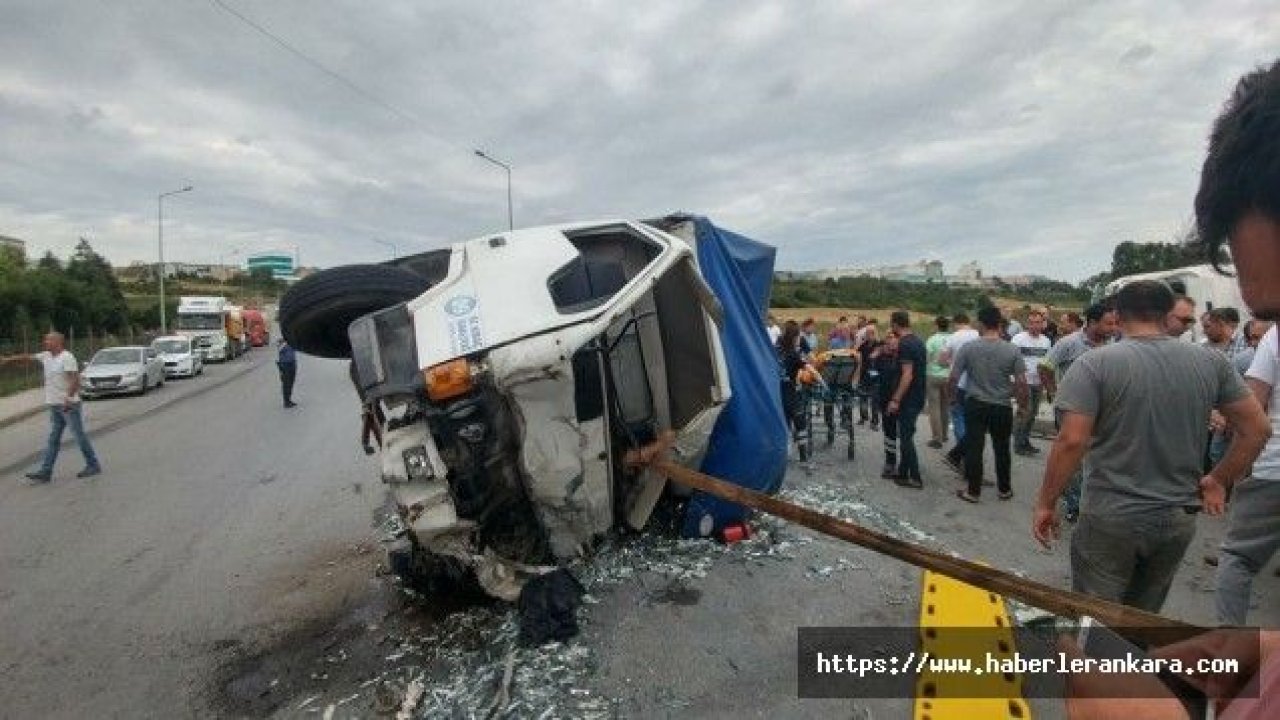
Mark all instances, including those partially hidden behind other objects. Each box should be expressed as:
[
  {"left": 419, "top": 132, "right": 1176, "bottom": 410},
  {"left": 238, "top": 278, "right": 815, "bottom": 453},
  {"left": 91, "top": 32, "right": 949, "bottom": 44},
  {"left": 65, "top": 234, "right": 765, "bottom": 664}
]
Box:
[{"left": 0, "top": 0, "right": 1276, "bottom": 283}]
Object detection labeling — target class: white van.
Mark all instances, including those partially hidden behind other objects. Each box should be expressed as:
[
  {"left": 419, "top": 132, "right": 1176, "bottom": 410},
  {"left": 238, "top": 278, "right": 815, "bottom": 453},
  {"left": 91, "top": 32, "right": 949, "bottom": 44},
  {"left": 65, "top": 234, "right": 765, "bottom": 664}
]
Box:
[{"left": 1103, "top": 264, "right": 1248, "bottom": 342}]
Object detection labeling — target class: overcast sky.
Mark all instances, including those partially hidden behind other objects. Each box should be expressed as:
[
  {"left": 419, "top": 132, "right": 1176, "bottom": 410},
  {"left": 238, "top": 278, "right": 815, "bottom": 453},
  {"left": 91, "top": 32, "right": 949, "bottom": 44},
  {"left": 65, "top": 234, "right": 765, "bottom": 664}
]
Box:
[{"left": 2, "top": 1, "right": 1276, "bottom": 282}]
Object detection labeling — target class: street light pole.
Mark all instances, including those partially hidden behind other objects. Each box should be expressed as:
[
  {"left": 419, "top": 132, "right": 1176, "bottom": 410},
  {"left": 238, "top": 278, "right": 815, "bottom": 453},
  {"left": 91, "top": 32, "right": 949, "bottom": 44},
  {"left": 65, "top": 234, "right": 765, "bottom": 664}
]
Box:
[
  {"left": 372, "top": 238, "right": 397, "bottom": 260},
  {"left": 157, "top": 185, "right": 193, "bottom": 334},
  {"left": 473, "top": 149, "right": 513, "bottom": 230}
]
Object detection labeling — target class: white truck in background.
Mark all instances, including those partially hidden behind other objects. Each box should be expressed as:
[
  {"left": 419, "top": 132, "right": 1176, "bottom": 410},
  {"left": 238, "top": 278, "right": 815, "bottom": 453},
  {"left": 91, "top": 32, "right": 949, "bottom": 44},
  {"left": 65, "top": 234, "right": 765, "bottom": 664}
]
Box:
[
  {"left": 175, "top": 296, "right": 244, "bottom": 361},
  {"left": 1103, "top": 264, "right": 1248, "bottom": 343}
]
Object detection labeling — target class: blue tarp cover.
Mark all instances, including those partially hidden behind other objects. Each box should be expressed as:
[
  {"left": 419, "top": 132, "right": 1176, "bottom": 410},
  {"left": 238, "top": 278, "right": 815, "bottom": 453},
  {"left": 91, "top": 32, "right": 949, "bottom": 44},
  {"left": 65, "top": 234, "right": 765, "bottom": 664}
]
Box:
[{"left": 670, "top": 215, "right": 788, "bottom": 537}]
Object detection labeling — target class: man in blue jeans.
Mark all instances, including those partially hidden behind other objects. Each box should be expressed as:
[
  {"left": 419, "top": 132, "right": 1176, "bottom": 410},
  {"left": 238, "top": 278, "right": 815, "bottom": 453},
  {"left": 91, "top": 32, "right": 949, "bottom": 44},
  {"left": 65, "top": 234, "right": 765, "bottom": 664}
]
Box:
[{"left": 1, "top": 332, "right": 102, "bottom": 483}]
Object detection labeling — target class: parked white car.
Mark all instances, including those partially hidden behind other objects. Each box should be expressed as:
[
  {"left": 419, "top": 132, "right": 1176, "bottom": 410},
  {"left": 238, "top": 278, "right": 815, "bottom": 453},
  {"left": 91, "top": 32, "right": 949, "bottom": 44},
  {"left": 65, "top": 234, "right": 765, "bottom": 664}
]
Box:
[
  {"left": 81, "top": 346, "right": 166, "bottom": 399},
  {"left": 151, "top": 335, "right": 204, "bottom": 378}
]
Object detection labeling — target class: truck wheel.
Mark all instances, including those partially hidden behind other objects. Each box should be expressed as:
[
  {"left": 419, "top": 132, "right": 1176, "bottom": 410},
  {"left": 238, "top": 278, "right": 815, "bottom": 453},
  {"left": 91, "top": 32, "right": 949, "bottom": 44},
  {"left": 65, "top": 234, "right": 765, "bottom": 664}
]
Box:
[{"left": 280, "top": 264, "right": 436, "bottom": 358}]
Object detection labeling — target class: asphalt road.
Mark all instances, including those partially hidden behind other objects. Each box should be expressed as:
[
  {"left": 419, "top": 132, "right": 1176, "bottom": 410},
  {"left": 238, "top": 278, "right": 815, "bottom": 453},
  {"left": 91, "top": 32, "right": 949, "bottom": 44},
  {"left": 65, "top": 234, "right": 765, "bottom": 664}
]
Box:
[
  {"left": 2, "top": 357, "right": 1277, "bottom": 718},
  {"left": 0, "top": 350, "right": 384, "bottom": 718}
]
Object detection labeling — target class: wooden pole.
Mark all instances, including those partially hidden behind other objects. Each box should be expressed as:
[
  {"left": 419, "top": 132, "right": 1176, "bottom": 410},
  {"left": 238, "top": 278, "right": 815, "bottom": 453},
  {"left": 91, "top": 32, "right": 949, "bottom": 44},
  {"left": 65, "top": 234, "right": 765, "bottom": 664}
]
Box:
[{"left": 628, "top": 435, "right": 1202, "bottom": 642}]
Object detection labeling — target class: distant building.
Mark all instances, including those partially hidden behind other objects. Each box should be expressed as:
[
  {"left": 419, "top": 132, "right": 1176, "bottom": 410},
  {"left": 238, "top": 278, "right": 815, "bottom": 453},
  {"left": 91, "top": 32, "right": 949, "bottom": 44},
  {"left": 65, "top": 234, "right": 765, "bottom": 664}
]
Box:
[
  {"left": 0, "top": 234, "right": 27, "bottom": 260},
  {"left": 113, "top": 261, "right": 241, "bottom": 282},
  {"left": 948, "top": 261, "right": 984, "bottom": 287},
  {"left": 994, "top": 274, "right": 1052, "bottom": 288},
  {"left": 781, "top": 258, "right": 1050, "bottom": 288},
  {"left": 804, "top": 259, "right": 971, "bottom": 285}
]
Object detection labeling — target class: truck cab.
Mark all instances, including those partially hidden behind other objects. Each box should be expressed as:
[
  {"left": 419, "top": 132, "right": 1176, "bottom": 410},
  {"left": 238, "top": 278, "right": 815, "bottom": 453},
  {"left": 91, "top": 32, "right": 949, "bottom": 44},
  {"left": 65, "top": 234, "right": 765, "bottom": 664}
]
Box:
[{"left": 175, "top": 296, "right": 233, "bottom": 361}]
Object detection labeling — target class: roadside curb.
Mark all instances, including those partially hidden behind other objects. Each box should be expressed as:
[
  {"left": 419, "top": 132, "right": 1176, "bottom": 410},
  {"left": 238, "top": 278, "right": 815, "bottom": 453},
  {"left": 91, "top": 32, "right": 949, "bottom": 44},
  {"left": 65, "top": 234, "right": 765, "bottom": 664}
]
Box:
[{"left": 1, "top": 355, "right": 269, "bottom": 476}]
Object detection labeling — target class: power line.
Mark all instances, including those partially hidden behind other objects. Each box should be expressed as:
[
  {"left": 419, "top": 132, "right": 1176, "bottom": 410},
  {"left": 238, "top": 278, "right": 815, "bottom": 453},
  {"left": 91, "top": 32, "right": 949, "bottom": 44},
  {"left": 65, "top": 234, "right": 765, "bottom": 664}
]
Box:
[{"left": 207, "top": 0, "right": 464, "bottom": 153}]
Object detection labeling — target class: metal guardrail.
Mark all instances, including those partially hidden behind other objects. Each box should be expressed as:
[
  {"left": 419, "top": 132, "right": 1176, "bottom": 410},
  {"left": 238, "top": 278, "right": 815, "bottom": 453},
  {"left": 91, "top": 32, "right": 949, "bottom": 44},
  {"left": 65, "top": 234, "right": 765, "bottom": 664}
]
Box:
[{"left": 0, "top": 325, "right": 163, "bottom": 397}]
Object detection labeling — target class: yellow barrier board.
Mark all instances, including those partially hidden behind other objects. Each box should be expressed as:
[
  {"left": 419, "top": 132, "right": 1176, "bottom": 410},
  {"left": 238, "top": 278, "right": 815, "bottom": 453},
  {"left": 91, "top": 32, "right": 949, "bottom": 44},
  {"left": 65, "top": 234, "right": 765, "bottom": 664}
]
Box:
[{"left": 913, "top": 570, "right": 1032, "bottom": 720}]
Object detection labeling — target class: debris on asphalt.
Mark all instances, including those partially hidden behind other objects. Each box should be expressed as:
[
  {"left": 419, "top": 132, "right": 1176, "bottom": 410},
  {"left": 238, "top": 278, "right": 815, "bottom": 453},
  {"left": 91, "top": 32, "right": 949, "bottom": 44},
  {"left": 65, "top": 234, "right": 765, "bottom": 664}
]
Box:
[
  {"left": 517, "top": 568, "right": 585, "bottom": 646},
  {"left": 395, "top": 676, "right": 425, "bottom": 720}
]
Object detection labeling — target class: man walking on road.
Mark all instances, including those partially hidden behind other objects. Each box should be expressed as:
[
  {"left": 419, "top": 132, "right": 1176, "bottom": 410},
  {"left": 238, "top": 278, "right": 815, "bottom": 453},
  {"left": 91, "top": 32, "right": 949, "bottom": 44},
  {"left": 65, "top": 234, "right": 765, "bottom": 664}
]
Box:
[
  {"left": 924, "top": 316, "right": 952, "bottom": 449},
  {"left": 939, "top": 312, "right": 979, "bottom": 471},
  {"left": 1032, "top": 280, "right": 1269, "bottom": 613},
  {"left": 950, "top": 306, "right": 1026, "bottom": 502},
  {"left": 1011, "top": 310, "right": 1051, "bottom": 455},
  {"left": 886, "top": 311, "right": 928, "bottom": 488},
  {"left": 0, "top": 332, "right": 102, "bottom": 483},
  {"left": 277, "top": 339, "right": 298, "bottom": 408},
  {"left": 1037, "top": 303, "right": 1118, "bottom": 522}
]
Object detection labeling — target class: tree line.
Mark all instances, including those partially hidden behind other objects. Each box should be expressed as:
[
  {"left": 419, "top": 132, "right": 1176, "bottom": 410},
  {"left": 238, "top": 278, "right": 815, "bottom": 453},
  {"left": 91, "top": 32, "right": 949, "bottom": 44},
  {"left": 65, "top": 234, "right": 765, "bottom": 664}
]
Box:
[
  {"left": 771, "top": 274, "right": 1089, "bottom": 315},
  {"left": 0, "top": 238, "right": 289, "bottom": 343},
  {"left": 774, "top": 236, "right": 1220, "bottom": 315},
  {"left": 0, "top": 239, "right": 132, "bottom": 342}
]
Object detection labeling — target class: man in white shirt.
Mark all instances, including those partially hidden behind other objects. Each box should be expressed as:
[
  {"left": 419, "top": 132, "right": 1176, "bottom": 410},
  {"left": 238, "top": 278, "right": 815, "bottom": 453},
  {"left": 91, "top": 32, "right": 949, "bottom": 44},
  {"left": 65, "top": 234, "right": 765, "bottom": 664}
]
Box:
[
  {"left": 1011, "top": 310, "right": 1052, "bottom": 455},
  {"left": 1216, "top": 324, "right": 1280, "bottom": 624},
  {"left": 766, "top": 315, "right": 781, "bottom": 345},
  {"left": 939, "top": 312, "right": 979, "bottom": 470},
  {"left": 0, "top": 332, "right": 102, "bottom": 483}
]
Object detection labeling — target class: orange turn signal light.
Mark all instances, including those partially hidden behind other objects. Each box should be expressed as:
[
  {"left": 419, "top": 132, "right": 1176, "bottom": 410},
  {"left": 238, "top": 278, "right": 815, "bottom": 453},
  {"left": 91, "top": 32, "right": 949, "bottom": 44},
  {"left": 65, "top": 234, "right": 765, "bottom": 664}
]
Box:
[{"left": 424, "top": 358, "right": 473, "bottom": 401}]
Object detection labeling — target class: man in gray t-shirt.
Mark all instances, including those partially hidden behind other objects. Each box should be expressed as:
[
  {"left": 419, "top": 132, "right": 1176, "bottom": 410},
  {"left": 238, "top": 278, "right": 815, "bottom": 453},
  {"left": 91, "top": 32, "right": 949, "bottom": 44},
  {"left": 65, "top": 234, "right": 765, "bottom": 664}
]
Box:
[
  {"left": 1032, "top": 280, "right": 1269, "bottom": 613},
  {"left": 1035, "top": 304, "right": 1119, "bottom": 522},
  {"left": 950, "top": 306, "right": 1027, "bottom": 501}
]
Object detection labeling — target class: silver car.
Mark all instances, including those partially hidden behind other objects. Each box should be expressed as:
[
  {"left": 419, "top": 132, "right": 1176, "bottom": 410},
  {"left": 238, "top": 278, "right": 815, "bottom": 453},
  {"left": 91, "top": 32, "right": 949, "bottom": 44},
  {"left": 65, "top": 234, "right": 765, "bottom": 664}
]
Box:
[
  {"left": 151, "top": 335, "right": 204, "bottom": 378},
  {"left": 81, "top": 346, "right": 166, "bottom": 399}
]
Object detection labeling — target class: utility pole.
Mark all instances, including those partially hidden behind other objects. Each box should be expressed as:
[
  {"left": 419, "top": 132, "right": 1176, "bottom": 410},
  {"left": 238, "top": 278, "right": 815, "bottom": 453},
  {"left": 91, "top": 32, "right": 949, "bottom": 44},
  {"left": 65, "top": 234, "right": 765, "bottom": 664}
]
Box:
[
  {"left": 473, "top": 149, "right": 513, "bottom": 230},
  {"left": 157, "top": 185, "right": 193, "bottom": 334}
]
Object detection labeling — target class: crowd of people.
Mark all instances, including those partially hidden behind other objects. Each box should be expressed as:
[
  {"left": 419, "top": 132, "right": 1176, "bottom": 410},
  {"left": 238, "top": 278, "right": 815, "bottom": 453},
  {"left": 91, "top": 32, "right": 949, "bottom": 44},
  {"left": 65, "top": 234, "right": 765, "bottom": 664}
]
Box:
[
  {"left": 770, "top": 303, "right": 1094, "bottom": 499},
  {"left": 769, "top": 279, "right": 1278, "bottom": 629},
  {"left": 766, "top": 56, "right": 1280, "bottom": 718}
]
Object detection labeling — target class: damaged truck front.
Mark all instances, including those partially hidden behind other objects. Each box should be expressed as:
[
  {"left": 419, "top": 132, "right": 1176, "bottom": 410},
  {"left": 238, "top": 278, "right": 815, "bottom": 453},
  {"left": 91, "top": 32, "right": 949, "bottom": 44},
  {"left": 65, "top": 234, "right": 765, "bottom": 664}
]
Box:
[{"left": 303, "top": 221, "right": 734, "bottom": 599}]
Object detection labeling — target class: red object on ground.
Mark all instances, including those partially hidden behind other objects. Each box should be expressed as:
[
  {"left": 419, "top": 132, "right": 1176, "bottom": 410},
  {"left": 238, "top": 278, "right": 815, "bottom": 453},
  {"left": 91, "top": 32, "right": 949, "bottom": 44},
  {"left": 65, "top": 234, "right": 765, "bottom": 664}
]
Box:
[{"left": 721, "top": 522, "right": 752, "bottom": 544}]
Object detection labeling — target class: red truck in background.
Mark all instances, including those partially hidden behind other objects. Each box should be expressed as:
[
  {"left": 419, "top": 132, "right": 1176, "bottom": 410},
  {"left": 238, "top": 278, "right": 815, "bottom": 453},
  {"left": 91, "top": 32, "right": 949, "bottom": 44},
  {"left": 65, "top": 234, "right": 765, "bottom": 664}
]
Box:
[{"left": 243, "top": 309, "right": 269, "bottom": 347}]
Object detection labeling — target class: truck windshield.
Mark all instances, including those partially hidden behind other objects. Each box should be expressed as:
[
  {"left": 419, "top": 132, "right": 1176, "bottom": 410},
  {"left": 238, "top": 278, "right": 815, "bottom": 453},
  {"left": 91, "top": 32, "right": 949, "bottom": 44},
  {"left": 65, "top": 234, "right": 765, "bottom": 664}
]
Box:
[
  {"left": 176, "top": 313, "right": 223, "bottom": 330},
  {"left": 153, "top": 339, "right": 189, "bottom": 354},
  {"left": 92, "top": 348, "right": 142, "bottom": 365}
]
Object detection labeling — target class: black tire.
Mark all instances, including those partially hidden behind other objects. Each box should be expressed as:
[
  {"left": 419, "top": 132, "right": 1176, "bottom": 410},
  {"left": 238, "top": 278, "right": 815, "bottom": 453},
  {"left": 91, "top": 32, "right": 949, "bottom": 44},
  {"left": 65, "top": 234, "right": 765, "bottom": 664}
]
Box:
[{"left": 279, "top": 264, "right": 435, "bottom": 358}]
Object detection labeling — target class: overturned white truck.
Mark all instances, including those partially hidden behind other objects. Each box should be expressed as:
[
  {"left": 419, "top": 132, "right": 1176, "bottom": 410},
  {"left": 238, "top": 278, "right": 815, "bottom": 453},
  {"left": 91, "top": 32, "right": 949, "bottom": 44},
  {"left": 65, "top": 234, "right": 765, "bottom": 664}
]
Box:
[{"left": 280, "top": 216, "right": 788, "bottom": 599}]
